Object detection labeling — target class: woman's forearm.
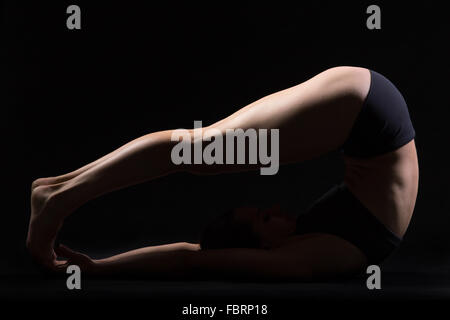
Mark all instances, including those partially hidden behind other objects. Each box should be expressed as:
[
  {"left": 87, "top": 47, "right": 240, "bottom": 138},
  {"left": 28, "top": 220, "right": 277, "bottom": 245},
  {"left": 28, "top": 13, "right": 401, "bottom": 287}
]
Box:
[{"left": 93, "top": 242, "right": 200, "bottom": 277}]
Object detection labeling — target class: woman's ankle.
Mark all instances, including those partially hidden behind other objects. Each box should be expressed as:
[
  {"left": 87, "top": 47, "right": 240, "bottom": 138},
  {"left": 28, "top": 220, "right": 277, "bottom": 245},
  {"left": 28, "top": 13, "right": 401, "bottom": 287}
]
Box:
[
  {"left": 49, "top": 179, "right": 85, "bottom": 219},
  {"left": 32, "top": 180, "right": 79, "bottom": 220}
]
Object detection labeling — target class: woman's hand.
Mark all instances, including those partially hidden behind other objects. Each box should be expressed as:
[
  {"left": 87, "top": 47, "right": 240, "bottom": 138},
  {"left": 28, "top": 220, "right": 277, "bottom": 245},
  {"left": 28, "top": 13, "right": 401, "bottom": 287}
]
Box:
[{"left": 54, "top": 244, "right": 99, "bottom": 274}]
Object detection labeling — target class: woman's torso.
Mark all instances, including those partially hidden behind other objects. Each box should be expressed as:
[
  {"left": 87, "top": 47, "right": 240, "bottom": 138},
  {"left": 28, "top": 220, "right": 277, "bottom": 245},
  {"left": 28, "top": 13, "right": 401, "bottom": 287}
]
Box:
[
  {"left": 340, "top": 68, "right": 419, "bottom": 238},
  {"left": 343, "top": 139, "right": 419, "bottom": 238}
]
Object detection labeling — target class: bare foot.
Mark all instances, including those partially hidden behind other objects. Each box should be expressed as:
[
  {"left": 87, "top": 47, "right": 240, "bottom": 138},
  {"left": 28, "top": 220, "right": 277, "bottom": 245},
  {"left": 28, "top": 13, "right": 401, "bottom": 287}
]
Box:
[{"left": 26, "top": 184, "right": 68, "bottom": 270}]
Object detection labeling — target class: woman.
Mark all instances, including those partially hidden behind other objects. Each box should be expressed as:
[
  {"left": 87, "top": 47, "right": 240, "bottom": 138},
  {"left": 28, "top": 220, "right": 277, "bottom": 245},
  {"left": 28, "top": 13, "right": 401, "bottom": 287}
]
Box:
[{"left": 27, "top": 66, "right": 418, "bottom": 281}]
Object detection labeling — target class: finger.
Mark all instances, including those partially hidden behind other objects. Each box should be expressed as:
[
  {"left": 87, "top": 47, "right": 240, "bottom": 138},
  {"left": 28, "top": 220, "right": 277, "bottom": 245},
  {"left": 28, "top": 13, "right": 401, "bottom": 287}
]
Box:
[
  {"left": 55, "top": 244, "right": 80, "bottom": 259},
  {"left": 52, "top": 260, "right": 69, "bottom": 273},
  {"left": 54, "top": 259, "right": 68, "bottom": 266},
  {"left": 32, "top": 258, "right": 64, "bottom": 276}
]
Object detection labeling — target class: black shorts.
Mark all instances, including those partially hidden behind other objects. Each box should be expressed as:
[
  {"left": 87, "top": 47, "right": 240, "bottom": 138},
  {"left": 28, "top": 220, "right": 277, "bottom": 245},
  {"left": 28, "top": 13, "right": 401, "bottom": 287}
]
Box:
[
  {"left": 295, "top": 183, "right": 402, "bottom": 265},
  {"left": 342, "top": 69, "right": 416, "bottom": 158}
]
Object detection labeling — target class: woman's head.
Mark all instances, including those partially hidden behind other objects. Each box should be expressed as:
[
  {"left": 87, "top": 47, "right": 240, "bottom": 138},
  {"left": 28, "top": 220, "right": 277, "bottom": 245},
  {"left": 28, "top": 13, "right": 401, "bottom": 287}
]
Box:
[{"left": 199, "top": 205, "right": 297, "bottom": 250}]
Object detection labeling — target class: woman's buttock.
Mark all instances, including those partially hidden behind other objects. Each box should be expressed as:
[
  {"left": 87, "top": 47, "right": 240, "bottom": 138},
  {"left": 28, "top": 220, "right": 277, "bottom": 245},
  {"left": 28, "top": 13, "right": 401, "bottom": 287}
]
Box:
[
  {"left": 208, "top": 66, "right": 372, "bottom": 165},
  {"left": 343, "top": 139, "right": 419, "bottom": 238}
]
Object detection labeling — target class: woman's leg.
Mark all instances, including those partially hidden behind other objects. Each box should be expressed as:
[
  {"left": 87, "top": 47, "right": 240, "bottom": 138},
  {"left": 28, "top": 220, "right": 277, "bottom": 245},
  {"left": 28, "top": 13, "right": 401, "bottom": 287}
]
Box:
[
  {"left": 27, "top": 66, "right": 371, "bottom": 268},
  {"left": 31, "top": 134, "right": 162, "bottom": 190}
]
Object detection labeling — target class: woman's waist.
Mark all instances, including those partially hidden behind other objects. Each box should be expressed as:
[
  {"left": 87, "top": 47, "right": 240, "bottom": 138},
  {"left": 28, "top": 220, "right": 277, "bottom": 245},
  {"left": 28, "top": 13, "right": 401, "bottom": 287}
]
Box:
[{"left": 342, "top": 141, "right": 419, "bottom": 237}]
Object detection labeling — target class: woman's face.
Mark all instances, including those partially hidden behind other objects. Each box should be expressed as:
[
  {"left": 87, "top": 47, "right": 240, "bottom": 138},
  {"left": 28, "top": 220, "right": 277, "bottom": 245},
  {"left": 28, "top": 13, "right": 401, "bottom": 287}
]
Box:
[{"left": 233, "top": 204, "right": 297, "bottom": 249}]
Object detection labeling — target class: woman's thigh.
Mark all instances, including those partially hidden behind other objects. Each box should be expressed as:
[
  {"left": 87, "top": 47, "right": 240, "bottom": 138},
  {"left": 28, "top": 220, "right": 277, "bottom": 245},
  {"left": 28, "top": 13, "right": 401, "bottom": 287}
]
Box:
[
  {"left": 208, "top": 66, "right": 371, "bottom": 164},
  {"left": 182, "top": 66, "right": 370, "bottom": 174}
]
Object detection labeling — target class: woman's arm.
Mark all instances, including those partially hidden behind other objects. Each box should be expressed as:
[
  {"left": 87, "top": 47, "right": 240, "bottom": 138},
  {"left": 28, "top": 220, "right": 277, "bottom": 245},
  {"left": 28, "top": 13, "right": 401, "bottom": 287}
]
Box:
[
  {"left": 55, "top": 242, "right": 200, "bottom": 278},
  {"left": 96, "top": 242, "right": 200, "bottom": 278},
  {"left": 56, "top": 234, "right": 366, "bottom": 281},
  {"left": 56, "top": 241, "right": 312, "bottom": 281}
]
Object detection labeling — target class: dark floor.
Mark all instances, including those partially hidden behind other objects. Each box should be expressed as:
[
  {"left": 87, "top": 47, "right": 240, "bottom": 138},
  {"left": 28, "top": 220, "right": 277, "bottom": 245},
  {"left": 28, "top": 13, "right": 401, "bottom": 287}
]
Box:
[
  {"left": 1, "top": 269, "right": 450, "bottom": 320},
  {"left": 2, "top": 245, "right": 450, "bottom": 317},
  {"left": 2, "top": 270, "right": 450, "bottom": 301},
  {"left": 1, "top": 272, "right": 449, "bottom": 318}
]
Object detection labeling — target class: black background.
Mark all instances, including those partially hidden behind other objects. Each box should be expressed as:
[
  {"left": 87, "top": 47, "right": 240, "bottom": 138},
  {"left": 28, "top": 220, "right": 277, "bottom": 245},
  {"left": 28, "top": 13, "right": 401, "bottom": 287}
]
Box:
[{"left": 3, "top": 0, "right": 450, "bottom": 307}]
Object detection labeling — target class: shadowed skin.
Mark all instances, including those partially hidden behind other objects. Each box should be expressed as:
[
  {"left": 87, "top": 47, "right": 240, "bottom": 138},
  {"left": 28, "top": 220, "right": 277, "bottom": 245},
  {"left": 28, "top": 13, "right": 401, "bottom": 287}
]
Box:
[{"left": 27, "top": 66, "right": 418, "bottom": 281}]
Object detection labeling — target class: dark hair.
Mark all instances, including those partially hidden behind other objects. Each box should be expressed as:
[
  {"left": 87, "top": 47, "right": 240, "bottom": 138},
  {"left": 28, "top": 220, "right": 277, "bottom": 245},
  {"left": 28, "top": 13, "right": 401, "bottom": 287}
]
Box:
[{"left": 199, "top": 209, "right": 261, "bottom": 250}]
